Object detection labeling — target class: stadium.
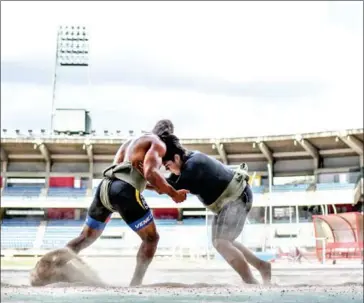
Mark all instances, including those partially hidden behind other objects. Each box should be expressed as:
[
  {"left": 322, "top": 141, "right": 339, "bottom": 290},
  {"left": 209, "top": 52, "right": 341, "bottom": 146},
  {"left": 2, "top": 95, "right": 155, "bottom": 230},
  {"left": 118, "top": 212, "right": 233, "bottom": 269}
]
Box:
[
  {"left": 1, "top": 127, "right": 363, "bottom": 301},
  {"left": 1, "top": 2, "right": 363, "bottom": 303}
]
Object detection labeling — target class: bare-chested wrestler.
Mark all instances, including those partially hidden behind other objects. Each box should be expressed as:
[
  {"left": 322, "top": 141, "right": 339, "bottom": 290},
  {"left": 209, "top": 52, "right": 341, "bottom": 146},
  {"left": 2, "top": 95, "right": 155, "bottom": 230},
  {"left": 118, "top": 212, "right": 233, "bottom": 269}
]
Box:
[{"left": 30, "top": 120, "right": 189, "bottom": 287}]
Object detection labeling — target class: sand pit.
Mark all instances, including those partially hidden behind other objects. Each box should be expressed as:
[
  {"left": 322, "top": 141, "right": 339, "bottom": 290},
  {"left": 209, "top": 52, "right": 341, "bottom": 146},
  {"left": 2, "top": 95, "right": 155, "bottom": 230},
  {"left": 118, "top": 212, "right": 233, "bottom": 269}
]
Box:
[{"left": 1, "top": 257, "right": 363, "bottom": 303}]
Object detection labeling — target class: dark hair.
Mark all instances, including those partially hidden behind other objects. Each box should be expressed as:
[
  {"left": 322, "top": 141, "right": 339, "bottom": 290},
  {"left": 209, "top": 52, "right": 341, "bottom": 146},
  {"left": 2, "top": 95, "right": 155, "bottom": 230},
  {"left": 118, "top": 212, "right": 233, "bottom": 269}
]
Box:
[
  {"left": 160, "top": 134, "right": 186, "bottom": 162},
  {"left": 152, "top": 119, "right": 174, "bottom": 137}
]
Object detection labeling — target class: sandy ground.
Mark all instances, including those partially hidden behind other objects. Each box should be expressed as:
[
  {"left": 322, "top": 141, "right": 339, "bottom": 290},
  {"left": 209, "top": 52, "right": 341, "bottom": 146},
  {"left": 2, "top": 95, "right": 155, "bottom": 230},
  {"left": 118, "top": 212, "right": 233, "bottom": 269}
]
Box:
[{"left": 1, "top": 257, "right": 363, "bottom": 303}]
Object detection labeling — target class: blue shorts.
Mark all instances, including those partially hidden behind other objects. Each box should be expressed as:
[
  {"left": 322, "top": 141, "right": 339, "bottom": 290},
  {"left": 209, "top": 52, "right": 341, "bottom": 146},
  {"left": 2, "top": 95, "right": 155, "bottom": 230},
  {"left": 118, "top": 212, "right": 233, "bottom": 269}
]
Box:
[{"left": 85, "top": 179, "right": 154, "bottom": 232}]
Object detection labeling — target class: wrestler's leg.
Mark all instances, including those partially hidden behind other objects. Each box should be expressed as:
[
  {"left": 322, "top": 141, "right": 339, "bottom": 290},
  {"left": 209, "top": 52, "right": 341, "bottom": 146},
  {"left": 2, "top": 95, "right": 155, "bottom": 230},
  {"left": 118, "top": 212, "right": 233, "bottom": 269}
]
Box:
[
  {"left": 110, "top": 182, "right": 159, "bottom": 287},
  {"left": 231, "top": 187, "right": 271, "bottom": 283},
  {"left": 212, "top": 199, "right": 258, "bottom": 284},
  {"left": 213, "top": 238, "right": 258, "bottom": 284},
  {"left": 30, "top": 185, "right": 111, "bottom": 287},
  {"left": 129, "top": 217, "right": 159, "bottom": 286},
  {"left": 232, "top": 242, "right": 271, "bottom": 284}
]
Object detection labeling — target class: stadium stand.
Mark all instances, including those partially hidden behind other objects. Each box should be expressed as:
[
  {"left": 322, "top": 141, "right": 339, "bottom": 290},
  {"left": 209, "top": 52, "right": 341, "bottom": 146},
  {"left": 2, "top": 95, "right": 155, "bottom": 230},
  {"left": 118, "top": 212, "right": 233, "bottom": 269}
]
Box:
[
  {"left": 1, "top": 219, "right": 40, "bottom": 249},
  {"left": 272, "top": 184, "right": 310, "bottom": 192},
  {"left": 41, "top": 220, "right": 84, "bottom": 249},
  {"left": 315, "top": 183, "right": 356, "bottom": 191},
  {"left": 1, "top": 128, "right": 363, "bottom": 262},
  {"left": 48, "top": 187, "right": 87, "bottom": 197},
  {"left": 2, "top": 185, "right": 43, "bottom": 197}
]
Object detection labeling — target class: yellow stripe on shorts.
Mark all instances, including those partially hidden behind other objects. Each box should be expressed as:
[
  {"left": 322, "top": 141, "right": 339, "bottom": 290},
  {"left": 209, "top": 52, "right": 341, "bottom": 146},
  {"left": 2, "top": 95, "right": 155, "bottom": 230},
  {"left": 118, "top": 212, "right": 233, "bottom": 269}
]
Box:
[{"left": 135, "top": 189, "right": 145, "bottom": 210}]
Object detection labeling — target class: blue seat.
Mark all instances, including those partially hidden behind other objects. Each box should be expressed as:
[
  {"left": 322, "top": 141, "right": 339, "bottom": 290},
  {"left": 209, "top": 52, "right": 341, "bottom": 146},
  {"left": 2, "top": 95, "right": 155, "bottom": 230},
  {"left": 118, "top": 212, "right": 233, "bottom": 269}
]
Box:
[
  {"left": 48, "top": 187, "right": 87, "bottom": 197},
  {"left": 316, "top": 183, "right": 355, "bottom": 191},
  {"left": 3, "top": 185, "right": 43, "bottom": 197},
  {"left": 0, "top": 219, "right": 39, "bottom": 249},
  {"left": 272, "top": 184, "right": 309, "bottom": 192}
]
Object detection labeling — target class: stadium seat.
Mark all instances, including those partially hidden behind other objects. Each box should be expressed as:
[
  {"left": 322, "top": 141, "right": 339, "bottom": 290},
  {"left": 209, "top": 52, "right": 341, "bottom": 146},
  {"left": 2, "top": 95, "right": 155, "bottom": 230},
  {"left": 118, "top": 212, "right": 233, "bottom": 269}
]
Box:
[
  {"left": 155, "top": 219, "right": 178, "bottom": 226},
  {"left": 40, "top": 220, "right": 84, "bottom": 249},
  {"left": 182, "top": 218, "right": 205, "bottom": 226},
  {"left": 47, "top": 187, "right": 87, "bottom": 198},
  {"left": 315, "top": 183, "right": 355, "bottom": 191},
  {"left": 251, "top": 186, "right": 265, "bottom": 193},
  {"left": 2, "top": 185, "right": 43, "bottom": 197},
  {"left": 272, "top": 184, "right": 310, "bottom": 192},
  {"left": 106, "top": 219, "right": 127, "bottom": 227},
  {"left": 0, "top": 219, "right": 40, "bottom": 249}
]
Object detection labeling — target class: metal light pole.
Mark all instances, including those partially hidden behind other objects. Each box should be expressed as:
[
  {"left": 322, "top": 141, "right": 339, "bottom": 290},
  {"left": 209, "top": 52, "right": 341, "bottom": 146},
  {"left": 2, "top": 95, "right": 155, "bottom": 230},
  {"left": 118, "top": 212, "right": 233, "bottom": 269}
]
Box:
[{"left": 50, "top": 25, "right": 90, "bottom": 133}]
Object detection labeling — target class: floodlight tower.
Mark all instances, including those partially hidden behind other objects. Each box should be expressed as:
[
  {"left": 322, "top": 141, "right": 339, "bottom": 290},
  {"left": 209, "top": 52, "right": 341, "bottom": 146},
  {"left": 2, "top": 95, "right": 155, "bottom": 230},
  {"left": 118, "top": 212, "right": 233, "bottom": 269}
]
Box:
[{"left": 50, "top": 25, "right": 90, "bottom": 133}]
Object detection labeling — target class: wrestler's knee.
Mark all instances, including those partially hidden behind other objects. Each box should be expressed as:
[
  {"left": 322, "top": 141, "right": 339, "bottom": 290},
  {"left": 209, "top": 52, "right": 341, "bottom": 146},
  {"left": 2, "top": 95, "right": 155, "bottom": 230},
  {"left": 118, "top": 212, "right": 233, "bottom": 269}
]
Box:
[
  {"left": 213, "top": 238, "right": 231, "bottom": 252},
  {"left": 144, "top": 231, "right": 160, "bottom": 244}
]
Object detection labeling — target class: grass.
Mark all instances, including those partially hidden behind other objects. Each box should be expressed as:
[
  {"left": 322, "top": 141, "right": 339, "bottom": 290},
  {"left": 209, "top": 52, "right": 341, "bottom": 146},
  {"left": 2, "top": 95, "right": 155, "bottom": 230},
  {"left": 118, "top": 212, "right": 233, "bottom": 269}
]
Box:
[{"left": 1, "top": 257, "right": 39, "bottom": 268}]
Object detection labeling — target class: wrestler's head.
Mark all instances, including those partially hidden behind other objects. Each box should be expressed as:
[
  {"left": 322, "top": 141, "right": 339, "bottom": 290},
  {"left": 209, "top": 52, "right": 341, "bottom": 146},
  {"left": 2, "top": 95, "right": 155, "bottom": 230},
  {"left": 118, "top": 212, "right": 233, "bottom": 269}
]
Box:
[
  {"left": 151, "top": 119, "right": 174, "bottom": 138},
  {"left": 161, "top": 134, "right": 186, "bottom": 175}
]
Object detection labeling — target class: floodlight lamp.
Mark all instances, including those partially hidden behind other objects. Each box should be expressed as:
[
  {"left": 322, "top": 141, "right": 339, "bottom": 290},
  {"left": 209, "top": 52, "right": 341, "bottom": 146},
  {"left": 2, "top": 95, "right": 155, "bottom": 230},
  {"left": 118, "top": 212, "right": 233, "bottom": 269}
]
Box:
[{"left": 104, "top": 130, "right": 109, "bottom": 135}]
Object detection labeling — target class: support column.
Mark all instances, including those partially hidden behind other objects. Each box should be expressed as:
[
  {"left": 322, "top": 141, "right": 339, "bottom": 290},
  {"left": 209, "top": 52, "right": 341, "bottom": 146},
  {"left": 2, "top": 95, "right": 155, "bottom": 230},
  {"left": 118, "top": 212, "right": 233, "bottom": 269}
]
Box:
[
  {"left": 34, "top": 142, "right": 51, "bottom": 195},
  {"left": 212, "top": 141, "right": 228, "bottom": 164},
  {"left": 1, "top": 147, "right": 9, "bottom": 188},
  {"left": 297, "top": 138, "right": 320, "bottom": 183},
  {"left": 1, "top": 160, "right": 8, "bottom": 188},
  {"left": 85, "top": 143, "right": 94, "bottom": 195},
  {"left": 340, "top": 135, "right": 363, "bottom": 168},
  {"left": 258, "top": 142, "right": 274, "bottom": 188}
]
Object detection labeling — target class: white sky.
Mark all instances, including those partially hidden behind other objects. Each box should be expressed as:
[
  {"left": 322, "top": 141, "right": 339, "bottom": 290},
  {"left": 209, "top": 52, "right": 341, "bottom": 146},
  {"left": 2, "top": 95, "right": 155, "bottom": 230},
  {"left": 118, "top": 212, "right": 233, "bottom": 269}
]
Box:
[{"left": 1, "top": 1, "right": 363, "bottom": 138}]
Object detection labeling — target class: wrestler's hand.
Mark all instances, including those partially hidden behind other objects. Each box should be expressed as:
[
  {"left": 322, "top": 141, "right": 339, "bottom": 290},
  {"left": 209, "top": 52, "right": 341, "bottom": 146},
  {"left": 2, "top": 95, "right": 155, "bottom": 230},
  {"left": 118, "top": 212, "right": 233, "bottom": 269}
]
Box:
[{"left": 172, "top": 189, "right": 189, "bottom": 203}]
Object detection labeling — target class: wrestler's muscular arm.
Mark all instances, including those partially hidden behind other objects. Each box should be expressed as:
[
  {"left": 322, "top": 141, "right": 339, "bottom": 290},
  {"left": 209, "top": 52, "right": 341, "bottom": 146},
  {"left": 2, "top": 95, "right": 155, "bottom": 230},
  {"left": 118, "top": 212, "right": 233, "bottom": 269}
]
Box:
[{"left": 143, "top": 140, "right": 188, "bottom": 203}]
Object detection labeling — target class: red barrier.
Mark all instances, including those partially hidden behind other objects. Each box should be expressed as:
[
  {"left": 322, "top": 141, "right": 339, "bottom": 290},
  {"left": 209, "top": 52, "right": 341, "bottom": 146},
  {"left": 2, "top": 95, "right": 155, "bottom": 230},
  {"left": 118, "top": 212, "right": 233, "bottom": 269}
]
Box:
[
  {"left": 49, "top": 177, "right": 75, "bottom": 187},
  {"left": 152, "top": 208, "right": 179, "bottom": 219},
  {"left": 47, "top": 208, "right": 75, "bottom": 219}
]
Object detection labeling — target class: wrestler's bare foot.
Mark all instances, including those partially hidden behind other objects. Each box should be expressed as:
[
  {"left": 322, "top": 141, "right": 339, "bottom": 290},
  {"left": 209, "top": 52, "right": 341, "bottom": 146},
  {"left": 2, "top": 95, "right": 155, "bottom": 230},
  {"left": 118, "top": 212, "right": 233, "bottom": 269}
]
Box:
[
  {"left": 259, "top": 261, "right": 272, "bottom": 284},
  {"left": 129, "top": 277, "right": 142, "bottom": 287},
  {"left": 244, "top": 277, "right": 260, "bottom": 285}
]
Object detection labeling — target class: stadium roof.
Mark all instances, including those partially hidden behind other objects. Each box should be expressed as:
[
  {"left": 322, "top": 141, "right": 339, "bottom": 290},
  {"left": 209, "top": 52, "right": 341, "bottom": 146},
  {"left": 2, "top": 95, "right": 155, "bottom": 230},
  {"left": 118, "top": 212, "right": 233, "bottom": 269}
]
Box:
[{"left": 1, "top": 128, "right": 363, "bottom": 165}]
